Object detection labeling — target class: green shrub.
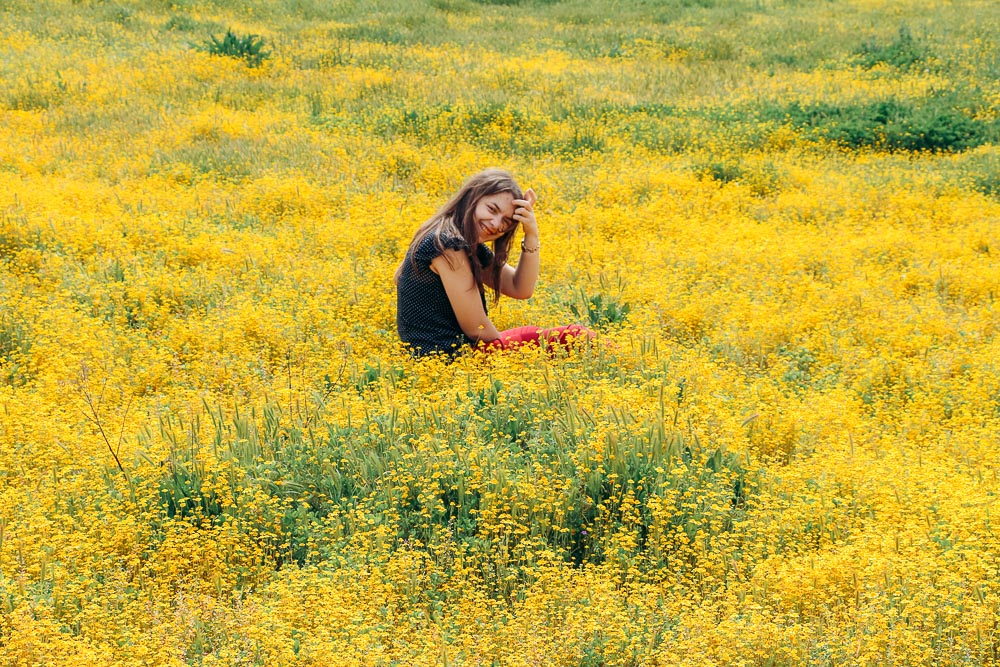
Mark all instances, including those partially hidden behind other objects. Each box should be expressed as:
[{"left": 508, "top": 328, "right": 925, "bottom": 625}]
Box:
[
  {"left": 694, "top": 159, "right": 743, "bottom": 184},
  {"left": 761, "top": 95, "right": 989, "bottom": 152},
  {"left": 205, "top": 29, "right": 270, "bottom": 68},
  {"left": 854, "top": 25, "right": 929, "bottom": 69}
]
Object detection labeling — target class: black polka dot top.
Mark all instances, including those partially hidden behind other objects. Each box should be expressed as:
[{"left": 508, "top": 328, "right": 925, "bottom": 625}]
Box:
[{"left": 396, "top": 233, "right": 494, "bottom": 357}]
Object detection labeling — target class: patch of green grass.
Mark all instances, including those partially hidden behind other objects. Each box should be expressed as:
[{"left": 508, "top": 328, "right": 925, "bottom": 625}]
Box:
[
  {"left": 353, "top": 103, "right": 605, "bottom": 156},
  {"left": 692, "top": 156, "right": 784, "bottom": 195},
  {"left": 164, "top": 14, "right": 198, "bottom": 32},
  {"left": 957, "top": 149, "right": 1000, "bottom": 198},
  {"left": 560, "top": 273, "right": 632, "bottom": 330},
  {"left": 853, "top": 25, "right": 929, "bottom": 70},
  {"left": 758, "top": 95, "right": 992, "bottom": 152},
  {"left": 150, "top": 135, "right": 265, "bottom": 183},
  {"left": 146, "top": 366, "right": 749, "bottom": 589},
  {"left": 3, "top": 76, "right": 65, "bottom": 111},
  {"left": 0, "top": 314, "right": 32, "bottom": 387},
  {"left": 694, "top": 158, "right": 744, "bottom": 185}
]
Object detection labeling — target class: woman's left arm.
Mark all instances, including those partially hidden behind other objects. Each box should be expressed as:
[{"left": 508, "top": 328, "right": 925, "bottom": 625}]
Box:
[{"left": 500, "top": 189, "right": 540, "bottom": 300}]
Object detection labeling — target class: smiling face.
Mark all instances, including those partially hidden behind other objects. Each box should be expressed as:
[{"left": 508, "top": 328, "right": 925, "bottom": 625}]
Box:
[{"left": 474, "top": 192, "right": 516, "bottom": 243}]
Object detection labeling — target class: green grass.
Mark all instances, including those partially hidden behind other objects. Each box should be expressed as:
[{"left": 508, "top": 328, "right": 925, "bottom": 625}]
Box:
[
  {"left": 853, "top": 24, "right": 930, "bottom": 70},
  {"left": 147, "top": 356, "right": 749, "bottom": 591},
  {"left": 756, "top": 95, "right": 995, "bottom": 152},
  {"left": 0, "top": 314, "right": 32, "bottom": 386}
]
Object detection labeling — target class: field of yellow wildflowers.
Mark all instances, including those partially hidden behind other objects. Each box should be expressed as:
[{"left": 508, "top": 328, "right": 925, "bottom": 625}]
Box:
[{"left": 2, "top": 0, "right": 999, "bottom": 664}]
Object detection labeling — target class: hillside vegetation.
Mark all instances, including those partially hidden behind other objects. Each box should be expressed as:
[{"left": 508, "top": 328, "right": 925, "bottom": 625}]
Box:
[{"left": 1, "top": 0, "right": 999, "bottom": 664}]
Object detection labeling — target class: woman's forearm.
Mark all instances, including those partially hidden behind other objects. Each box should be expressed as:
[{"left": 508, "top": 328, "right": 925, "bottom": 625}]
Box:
[
  {"left": 510, "top": 234, "right": 540, "bottom": 298},
  {"left": 463, "top": 318, "right": 502, "bottom": 343}
]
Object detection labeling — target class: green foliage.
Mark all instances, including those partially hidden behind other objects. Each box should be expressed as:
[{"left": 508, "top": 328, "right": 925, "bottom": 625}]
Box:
[
  {"left": 854, "top": 25, "right": 929, "bottom": 69},
  {"left": 3, "top": 74, "right": 67, "bottom": 111},
  {"left": 150, "top": 134, "right": 265, "bottom": 182},
  {"left": 322, "top": 88, "right": 993, "bottom": 158},
  {"left": 144, "top": 368, "right": 749, "bottom": 593},
  {"left": 0, "top": 314, "right": 31, "bottom": 386},
  {"left": 146, "top": 402, "right": 333, "bottom": 567},
  {"left": 353, "top": 361, "right": 405, "bottom": 392},
  {"left": 779, "top": 345, "right": 819, "bottom": 393},
  {"left": 567, "top": 291, "right": 632, "bottom": 329},
  {"left": 337, "top": 23, "right": 407, "bottom": 45},
  {"left": 957, "top": 149, "right": 1000, "bottom": 198},
  {"left": 205, "top": 29, "right": 270, "bottom": 68},
  {"left": 620, "top": 113, "right": 695, "bottom": 153},
  {"left": 693, "top": 156, "right": 784, "bottom": 196},
  {"left": 564, "top": 274, "right": 632, "bottom": 329},
  {"left": 693, "top": 34, "right": 736, "bottom": 62},
  {"left": 103, "top": 258, "right": 126, "bottom": 283},
  {"left": 109, "top": 6, "right": 132, "bottom": 26},
  {"left": 761, "top": 95, "right": 990, "bottom": 152},
  {"left": 694, "top": 158, "right": 743, "bottom": 184},
  {"left": 164, "top": 14, "right": 198, "bottom": 32},
  {"left": 0, "top": 206, "right": 27, "bottom": 259}
]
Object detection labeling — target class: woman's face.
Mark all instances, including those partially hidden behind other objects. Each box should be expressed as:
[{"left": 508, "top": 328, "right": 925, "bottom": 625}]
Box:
[{"left": 473, "top": 192, "right": 517, "bottom": 243}]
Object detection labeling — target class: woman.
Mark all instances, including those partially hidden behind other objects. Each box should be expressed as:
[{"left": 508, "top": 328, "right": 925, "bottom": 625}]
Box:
[{"left": 395, "top": 168, "right": 592, "bottom": 357}]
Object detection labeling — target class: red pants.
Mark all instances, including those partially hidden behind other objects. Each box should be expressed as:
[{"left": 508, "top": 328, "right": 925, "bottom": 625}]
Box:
[{"left": 483, "top": 324, "right": 595, "bottom": 352}]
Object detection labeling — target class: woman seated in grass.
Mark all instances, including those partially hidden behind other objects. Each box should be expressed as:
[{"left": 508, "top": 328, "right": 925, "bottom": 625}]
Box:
[{"left": 395, "top": 168, "right": 593, "bottom": 357}]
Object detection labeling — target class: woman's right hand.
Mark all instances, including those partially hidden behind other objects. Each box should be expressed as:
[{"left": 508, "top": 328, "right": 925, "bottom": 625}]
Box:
[{"left": 513, "top": 188, "right": 538, "bottom": 240}]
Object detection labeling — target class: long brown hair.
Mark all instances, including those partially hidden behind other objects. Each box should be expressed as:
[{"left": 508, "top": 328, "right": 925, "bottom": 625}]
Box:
[{"left": 406, "top": 168, "right": 522, "bottom": 305}]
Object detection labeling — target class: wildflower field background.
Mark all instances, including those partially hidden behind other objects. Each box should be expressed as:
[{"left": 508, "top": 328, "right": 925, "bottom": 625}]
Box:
[{"left": 2, "top": 0, "right": 1000, "bottom": 664}]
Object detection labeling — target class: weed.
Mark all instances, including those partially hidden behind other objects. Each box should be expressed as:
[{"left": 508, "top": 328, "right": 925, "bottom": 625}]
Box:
[
  {"left": 205, "top": 29, "right": 270, "bottom": 68},
  {"left": 564, "top": 274, "right": 632, "bottom": 329}
]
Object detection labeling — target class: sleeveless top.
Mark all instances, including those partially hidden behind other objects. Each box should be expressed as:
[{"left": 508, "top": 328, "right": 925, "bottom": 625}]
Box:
[{"left": 396, "top": 233, "right": 494, "bottom": 357}]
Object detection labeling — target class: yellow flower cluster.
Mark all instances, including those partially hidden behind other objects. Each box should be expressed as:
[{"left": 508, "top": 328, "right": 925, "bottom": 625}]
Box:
[{"left": 1, "top": 0, "right": 999, "bottom": 664}]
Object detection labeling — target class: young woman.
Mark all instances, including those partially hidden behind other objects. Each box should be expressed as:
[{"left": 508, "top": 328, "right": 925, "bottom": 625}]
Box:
[{"left": 395, "top": 168, "right": 593, "bottom": 357}]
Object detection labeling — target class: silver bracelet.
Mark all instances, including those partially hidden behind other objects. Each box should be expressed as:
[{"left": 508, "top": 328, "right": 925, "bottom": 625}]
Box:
[{"left": 521, "top": 239, "right": 540, "bottom": 253}]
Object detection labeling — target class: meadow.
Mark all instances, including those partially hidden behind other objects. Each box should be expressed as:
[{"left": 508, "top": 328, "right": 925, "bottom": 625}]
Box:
[{"left": 1, "top": 0, "right": 999, "bottom": 664}]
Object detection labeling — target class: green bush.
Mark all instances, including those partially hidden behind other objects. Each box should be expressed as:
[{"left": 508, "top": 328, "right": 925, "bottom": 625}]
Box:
[
  {"left": 761, "top": 95, "right": 989, "bottom": 152},
  {"left": 854, "top": 25, "right": 929, "bottom": 69},
  {"left": 205, "top": 29, "right": 270, "bottom": 68},
  {"left": 694, "top": 159, "right": 743, "bottom": 184}
]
